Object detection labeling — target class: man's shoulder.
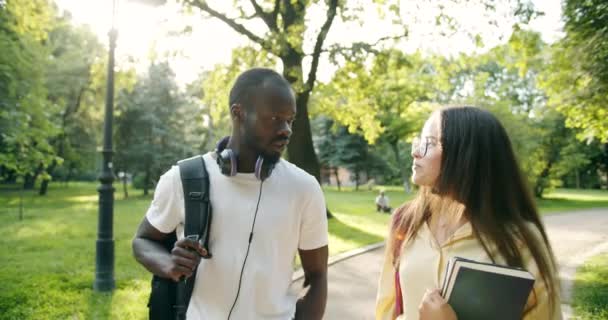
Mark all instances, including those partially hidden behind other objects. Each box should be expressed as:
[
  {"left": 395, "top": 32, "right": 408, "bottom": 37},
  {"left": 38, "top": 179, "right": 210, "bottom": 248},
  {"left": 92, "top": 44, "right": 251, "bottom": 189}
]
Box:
[
  {"left": 276, "top": 158, "right": 317, "bottom": 186},
  {"left": 174, "top": 153, "right": 215, "bottom": 174}
]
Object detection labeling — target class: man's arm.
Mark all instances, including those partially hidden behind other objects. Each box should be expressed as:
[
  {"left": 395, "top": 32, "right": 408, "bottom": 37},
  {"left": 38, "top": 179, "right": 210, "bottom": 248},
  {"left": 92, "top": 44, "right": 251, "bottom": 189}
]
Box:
[
  {"left": 132, "top": 217, "right": 207, "bottom": 281},
  {"left": 294, "top": 245, "right": 328, "bottom": 320}
]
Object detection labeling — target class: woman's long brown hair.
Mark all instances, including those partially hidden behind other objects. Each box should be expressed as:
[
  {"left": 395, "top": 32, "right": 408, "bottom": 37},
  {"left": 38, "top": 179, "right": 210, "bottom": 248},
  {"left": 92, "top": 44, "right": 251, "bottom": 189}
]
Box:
[{"left": 388, "top": 106, "right": 559, "bottom": 313}]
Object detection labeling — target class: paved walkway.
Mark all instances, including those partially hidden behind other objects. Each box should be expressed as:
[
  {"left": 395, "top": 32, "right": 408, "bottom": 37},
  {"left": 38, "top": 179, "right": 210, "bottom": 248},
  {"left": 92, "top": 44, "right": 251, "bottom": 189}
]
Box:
[{"left": 294, "top": 208, "right": 608, "bottom": 320}]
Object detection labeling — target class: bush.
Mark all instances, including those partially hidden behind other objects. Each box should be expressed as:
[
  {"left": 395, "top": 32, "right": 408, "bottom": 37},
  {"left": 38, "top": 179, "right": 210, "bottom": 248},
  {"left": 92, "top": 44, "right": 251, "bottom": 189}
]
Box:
[{"left": 132, "top": 174, "right": 153, "bottom": 190}]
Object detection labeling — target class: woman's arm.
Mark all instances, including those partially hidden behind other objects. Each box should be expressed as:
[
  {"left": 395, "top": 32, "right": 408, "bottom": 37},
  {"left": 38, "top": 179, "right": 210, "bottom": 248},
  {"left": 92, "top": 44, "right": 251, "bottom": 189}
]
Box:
[{"left": 376, "top": 247, "right": 398, "bottom": 320}]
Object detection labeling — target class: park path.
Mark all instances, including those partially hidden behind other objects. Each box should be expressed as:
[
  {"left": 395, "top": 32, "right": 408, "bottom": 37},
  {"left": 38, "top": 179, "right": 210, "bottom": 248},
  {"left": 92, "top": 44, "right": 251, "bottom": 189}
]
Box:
[{"left": 293, "top": 208, "right": 608, "bottom": 320}]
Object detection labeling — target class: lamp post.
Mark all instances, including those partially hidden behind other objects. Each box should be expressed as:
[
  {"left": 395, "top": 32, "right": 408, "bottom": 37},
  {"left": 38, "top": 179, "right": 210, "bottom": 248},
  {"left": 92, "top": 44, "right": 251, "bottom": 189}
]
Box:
[
  {"left": 94, "top": 0, "right": 118, "bottom": 292},
  {"left": 94, "top": 0, "right": 166, "bottom": 293}
]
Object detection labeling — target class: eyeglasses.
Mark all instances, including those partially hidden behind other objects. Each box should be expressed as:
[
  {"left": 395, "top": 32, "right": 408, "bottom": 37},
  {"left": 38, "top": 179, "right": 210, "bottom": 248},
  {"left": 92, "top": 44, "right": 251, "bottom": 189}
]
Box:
[{"left": 411, "top": 136, "right": 440, "bottom": 157}]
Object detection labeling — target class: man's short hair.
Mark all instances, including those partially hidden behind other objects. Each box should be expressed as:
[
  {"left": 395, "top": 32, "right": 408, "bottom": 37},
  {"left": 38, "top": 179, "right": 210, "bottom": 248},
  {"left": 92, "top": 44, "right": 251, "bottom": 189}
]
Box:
[{"left": 228, "top": 68, "right": 292, "bottom": 108}]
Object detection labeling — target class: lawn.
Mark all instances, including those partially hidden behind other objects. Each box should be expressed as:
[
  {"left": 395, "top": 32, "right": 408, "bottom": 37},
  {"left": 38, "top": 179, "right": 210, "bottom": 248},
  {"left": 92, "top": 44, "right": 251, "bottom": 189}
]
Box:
[
  {"left": 0, "top": 183, "right": 606, "bottom": 319},
  {"left": 538, "top": 189, "right": 608, "bottom": 213},
  {"left": 572, "top": 253, "right": 608, "bottom": 319}
]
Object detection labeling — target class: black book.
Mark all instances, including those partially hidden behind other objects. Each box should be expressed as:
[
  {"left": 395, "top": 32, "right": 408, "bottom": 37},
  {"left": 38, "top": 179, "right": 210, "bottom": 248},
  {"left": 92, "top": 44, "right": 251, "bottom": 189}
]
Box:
[{"left": 440, "top": 257, "right": 535, "bottom": 320}]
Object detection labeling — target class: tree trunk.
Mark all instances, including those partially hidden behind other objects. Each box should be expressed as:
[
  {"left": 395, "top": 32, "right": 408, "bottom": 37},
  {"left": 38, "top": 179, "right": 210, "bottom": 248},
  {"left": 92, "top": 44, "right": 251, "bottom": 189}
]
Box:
[
  {"left": 333, "top": 167, "right": 341, "bottom": 191},
  {"left": 603, "top": 143, "right": 608, "bottom": 190},
  {"left": 66, "top": 166, "right": 74, "bottom": 186},
  {"left": 19, "top": 183, "right": 24, "bottom": 220},
  {"left": 143, "top": 167, "right": 151, "bottom": 196},
  {"left": 354, "top": 168, "right": 360, "bottom": 191},
  {"left": 284, "top": 74, "right": 321, "bottom": 182},
  {"left": 122, "top": 173, "right": 129, "bottom": 199},
  {"left": 534, "top": 168, "right": 549, "bottom": 198},
  {"left": 39, "top": 161, "right": 58, "bottom": 196},
  {"left": 23, "top": 174, "right": 36, "bottom": 190},
  {"left": 39, "top": 179, "right": 50, "bottom": 196},
  {"left": 390, "top": 139, "right": 407, "bottom": 183},
  {"left": 3, "top": 169, "right": 17, "bottom": 183},
  {"left": 24, "top": 163, "right": 44, "bottom": 189},
  {"left": 575, "top": 169, "right": 580, "bottom": 189}
]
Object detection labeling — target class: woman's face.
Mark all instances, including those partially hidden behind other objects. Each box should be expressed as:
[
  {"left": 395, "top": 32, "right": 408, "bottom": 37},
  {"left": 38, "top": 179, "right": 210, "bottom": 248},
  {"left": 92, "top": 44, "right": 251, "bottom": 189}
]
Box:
[{"left": 411, "top": 112, "right": 442, "bottom": 187}]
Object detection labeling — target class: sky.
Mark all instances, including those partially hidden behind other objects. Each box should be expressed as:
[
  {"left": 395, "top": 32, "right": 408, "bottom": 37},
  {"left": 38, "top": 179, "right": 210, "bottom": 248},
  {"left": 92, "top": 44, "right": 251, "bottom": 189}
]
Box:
[{"left": 54, "top": 0, "right": 564, "bottom": 85}]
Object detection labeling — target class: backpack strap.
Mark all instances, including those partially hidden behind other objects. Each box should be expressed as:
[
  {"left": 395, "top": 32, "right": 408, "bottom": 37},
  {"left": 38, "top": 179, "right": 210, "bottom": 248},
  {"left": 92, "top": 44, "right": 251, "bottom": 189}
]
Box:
[
  {"left": 174, "top": 155, "right": 212, "bottom": 320},
  {"left": 178, "top": 155, "right": 212, "bottom": 250}
]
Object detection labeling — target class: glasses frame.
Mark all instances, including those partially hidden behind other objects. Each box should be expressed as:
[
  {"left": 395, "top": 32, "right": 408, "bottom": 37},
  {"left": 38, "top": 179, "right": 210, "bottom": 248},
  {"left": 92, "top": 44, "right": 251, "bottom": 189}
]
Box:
[{"left": 411, "top": 136, "right": 440, "bottom": 157}]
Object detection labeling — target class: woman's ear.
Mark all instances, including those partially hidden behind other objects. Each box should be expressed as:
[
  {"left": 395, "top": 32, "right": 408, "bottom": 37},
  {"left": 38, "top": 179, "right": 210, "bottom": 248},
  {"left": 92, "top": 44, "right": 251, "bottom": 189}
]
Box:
[{"left": 230, "top": 104, "right": 244, "bottom": 121}]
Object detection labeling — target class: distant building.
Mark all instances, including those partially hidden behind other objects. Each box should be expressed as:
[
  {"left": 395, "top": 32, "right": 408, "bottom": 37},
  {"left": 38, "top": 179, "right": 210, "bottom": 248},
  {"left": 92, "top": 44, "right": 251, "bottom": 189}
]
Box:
[{"left": 320, "top": 165, "right": 370, "bottom": 188}]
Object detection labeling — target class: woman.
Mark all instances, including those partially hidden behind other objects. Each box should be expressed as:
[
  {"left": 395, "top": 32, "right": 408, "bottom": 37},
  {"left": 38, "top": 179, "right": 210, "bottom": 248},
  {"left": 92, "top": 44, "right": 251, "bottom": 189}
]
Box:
[{"left": 376, "top": 106, "right": 562, "bottom": 320}]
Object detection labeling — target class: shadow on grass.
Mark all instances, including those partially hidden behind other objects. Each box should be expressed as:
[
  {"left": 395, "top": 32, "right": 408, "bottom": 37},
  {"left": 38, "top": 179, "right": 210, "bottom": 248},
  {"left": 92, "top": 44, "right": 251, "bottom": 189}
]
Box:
[
  {"left": 87, "top": 291, "right": 114, "bottom": 320},
  {"left": 329, "top": 216, "right": 384, "bottom": 248}
]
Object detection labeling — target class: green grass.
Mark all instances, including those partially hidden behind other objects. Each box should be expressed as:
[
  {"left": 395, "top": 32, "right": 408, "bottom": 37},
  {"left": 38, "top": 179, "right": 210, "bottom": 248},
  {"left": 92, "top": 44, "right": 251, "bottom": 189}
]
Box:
[
  {"left": 0, "top": 183, "right": 606, "bottom": 319},
  {"left": 324, "top": 186, "right": 413, "bottom": 255},
  {"left": 539, "top": 189, "right": 608, "bottom": 214},
  {"left": 572, "top": 253, "right": 608, "bottom": 319},
  {"left": 0, "top": 182, "right": 151, "bottom": 319}
]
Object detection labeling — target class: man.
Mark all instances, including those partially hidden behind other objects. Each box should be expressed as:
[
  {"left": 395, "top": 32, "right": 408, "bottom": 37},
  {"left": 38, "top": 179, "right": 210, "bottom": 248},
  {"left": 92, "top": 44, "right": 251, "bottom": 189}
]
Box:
[
  {"left": 375, "top": 190, "right": 391, "bottom": 213},
  {"left": 132, "top": 68, "right": 328, "bottom": 319}
]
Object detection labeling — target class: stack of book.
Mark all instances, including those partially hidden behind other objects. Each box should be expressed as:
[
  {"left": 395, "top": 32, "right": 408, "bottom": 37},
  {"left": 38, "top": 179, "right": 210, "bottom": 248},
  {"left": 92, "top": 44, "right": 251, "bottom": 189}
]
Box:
[{"left": 440, "top": 257, "right": 535, "bottom": 320}]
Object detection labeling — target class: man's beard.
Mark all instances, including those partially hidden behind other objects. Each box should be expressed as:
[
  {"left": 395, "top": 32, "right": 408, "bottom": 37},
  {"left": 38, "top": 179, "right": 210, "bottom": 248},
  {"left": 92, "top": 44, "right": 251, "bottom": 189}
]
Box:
[{"left": 243, "top": 133, "right": 283, "bottom": 165}]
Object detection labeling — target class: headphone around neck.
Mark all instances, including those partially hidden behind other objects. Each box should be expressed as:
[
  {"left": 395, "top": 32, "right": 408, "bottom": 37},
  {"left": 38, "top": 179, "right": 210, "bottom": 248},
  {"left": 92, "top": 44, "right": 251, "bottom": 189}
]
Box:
[
  {"left": 215, "top": 136, "right": 271, "bottom": 319},
  {"left": 215, "top": 136, "right": 275, "bottom": 181}
]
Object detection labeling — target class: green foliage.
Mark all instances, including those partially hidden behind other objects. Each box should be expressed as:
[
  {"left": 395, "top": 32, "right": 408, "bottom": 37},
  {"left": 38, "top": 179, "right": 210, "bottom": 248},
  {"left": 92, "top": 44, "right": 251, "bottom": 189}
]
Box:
[
  {"left": 0, "top": 0, "right": 60, "bottom": 180},
  {"left": 573, "top": 253, "right": 608, "bottom": 319},
  {"left": 315, "top": 117, "right": 392, "bottom": 188},
  {"left": 312, "top": 50, "right": 436, "bottom": 145},
  {"left": 439, "top": 28, "right": 605, "bottom": 195},
  {"left": 194, "top": 46, "right": 277, "bottom": 151},
  {"left": 39, "top": 13, "right": 107, "bottom": 190},
  {"left": 114, "top": 62, "right": 195, "bottom": 194},
  {"left": 540, "top": 0, "right": 608, "bottom": 142}
]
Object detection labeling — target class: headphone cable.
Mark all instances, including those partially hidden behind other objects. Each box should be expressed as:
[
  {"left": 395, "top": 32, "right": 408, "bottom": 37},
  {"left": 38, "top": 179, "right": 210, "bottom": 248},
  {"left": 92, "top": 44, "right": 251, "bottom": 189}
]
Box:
[{"left": 227, "top": 179, "right": 264, "bottom": 319}]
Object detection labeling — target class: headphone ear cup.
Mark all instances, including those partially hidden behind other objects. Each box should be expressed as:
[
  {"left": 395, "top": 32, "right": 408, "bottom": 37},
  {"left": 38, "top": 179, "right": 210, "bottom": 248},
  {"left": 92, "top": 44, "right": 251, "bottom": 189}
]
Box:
[
  {"left": 254, "top": 156, "right": 275, "bottom": 181},
  {"left": 254, "top": 156, "right": 264, "bottom": 181},
  {"left": 218, "top": 149, "right": 238, "bottom": 176}
]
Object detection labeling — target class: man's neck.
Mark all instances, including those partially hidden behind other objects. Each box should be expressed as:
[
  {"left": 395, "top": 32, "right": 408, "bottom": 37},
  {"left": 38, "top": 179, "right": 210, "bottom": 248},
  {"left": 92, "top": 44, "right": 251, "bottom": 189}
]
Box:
[{"left": 226, "top": 139, "right": 257, "bottom": 173}]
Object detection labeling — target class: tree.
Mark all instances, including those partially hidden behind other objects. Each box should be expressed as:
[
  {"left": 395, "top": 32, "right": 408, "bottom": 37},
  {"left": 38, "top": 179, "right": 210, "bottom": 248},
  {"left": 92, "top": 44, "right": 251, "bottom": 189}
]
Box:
[
  {"left": 181, "top": 0, "right": 350, "bottom": 180},
  {"left": 179, "top": 0, "right": 538, "bottom": 181},
  {"left": 312, "top": 49, "right": 438, "bottom": 186},
  {"left": 0, "top": 0, "right": 59, "bottom": 192},
  {"left": 38, "top": 13, "right": 106, "bottom": 195},
  {"left": 114, "top": 62, "right": 195, "bottom": 195},
  {"left": 313, "top": 117, "right": 341, "bottom": 189},
  {"left": 439, "top": 28, "right": 606, "bottom": 196},
  {"left": 541, "top": 0, "right": 608, "bottom": 142},
  {"left": 192, "top": 46, "right": 277, "bottom": 152}
]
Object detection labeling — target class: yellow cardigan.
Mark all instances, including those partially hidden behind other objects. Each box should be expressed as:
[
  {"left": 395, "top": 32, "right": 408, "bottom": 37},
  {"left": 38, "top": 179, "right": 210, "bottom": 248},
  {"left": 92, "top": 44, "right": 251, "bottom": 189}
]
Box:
[{"left": 375, "top": 222, "right": 562, "bottom": 320}]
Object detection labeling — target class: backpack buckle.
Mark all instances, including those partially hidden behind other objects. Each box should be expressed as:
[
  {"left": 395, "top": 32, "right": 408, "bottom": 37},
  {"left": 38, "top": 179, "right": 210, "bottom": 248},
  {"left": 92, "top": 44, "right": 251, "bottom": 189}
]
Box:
[{"left": 188, "top": 191, "right": 203, "bottom": 200}]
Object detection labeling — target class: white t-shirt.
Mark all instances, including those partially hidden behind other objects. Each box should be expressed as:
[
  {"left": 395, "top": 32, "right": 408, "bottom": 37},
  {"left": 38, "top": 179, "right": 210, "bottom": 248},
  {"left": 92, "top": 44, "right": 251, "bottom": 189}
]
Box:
[
  {"left": 375, "top": 195, "right": 389, "bottom": 208},
  {"left": 146, "top": 152, "right": 328, "bottom": 320}
]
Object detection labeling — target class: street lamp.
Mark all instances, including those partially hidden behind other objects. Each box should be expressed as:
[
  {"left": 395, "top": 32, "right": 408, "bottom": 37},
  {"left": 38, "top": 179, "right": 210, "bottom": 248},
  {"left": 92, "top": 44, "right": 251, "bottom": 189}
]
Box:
[
  {"left": 94, "top": 0, "right": 119, "bottom": 292},
  {"left": 94, "top": 0, "right": 166, "bottom": 292}
]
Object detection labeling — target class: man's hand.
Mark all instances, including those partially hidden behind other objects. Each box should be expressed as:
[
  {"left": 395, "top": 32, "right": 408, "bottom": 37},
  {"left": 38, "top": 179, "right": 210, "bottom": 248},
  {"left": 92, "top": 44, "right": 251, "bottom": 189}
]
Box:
[
  {"left": 164, "top": 237, "right": 208, "bottom": 281},
  {"left": 132, "top": 217, "right": 209, "bottom": 282},
  {"left": 294, "top": 246, "right": 328, "bottom": 320},
  {"left": 418, "top": 289, "right": 457, "bottom": 320}
]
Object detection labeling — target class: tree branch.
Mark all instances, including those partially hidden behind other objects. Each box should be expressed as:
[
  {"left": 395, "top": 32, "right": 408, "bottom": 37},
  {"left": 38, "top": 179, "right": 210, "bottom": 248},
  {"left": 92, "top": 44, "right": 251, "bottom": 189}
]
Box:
[
  {"left": 318, "top": 32, "right": 409, "bottom": 56},
  {"left": 305, "top": 0, "right": 338, "bottom": 94},
  {"left": 271, "top": 1, "right": 280, "bottom": 27},
  {"left": 185, "top": 0, "right": 272, "bottom": 51},
  {"left": 249, "top": 0, "right": 278, "bottom": 31}
]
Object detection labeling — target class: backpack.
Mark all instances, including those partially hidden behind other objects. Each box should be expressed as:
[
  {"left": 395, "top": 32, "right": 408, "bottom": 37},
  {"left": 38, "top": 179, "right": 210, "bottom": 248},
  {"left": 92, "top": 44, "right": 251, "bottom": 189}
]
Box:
[{"left": 147, "top": 155, "right": 212, "bottom": 320}]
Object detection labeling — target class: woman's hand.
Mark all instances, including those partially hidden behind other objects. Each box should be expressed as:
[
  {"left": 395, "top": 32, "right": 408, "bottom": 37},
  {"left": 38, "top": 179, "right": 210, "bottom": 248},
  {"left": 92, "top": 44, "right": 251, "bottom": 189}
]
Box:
[{"left": 418, "top": 289, "right": 457, "bottom": 320}]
